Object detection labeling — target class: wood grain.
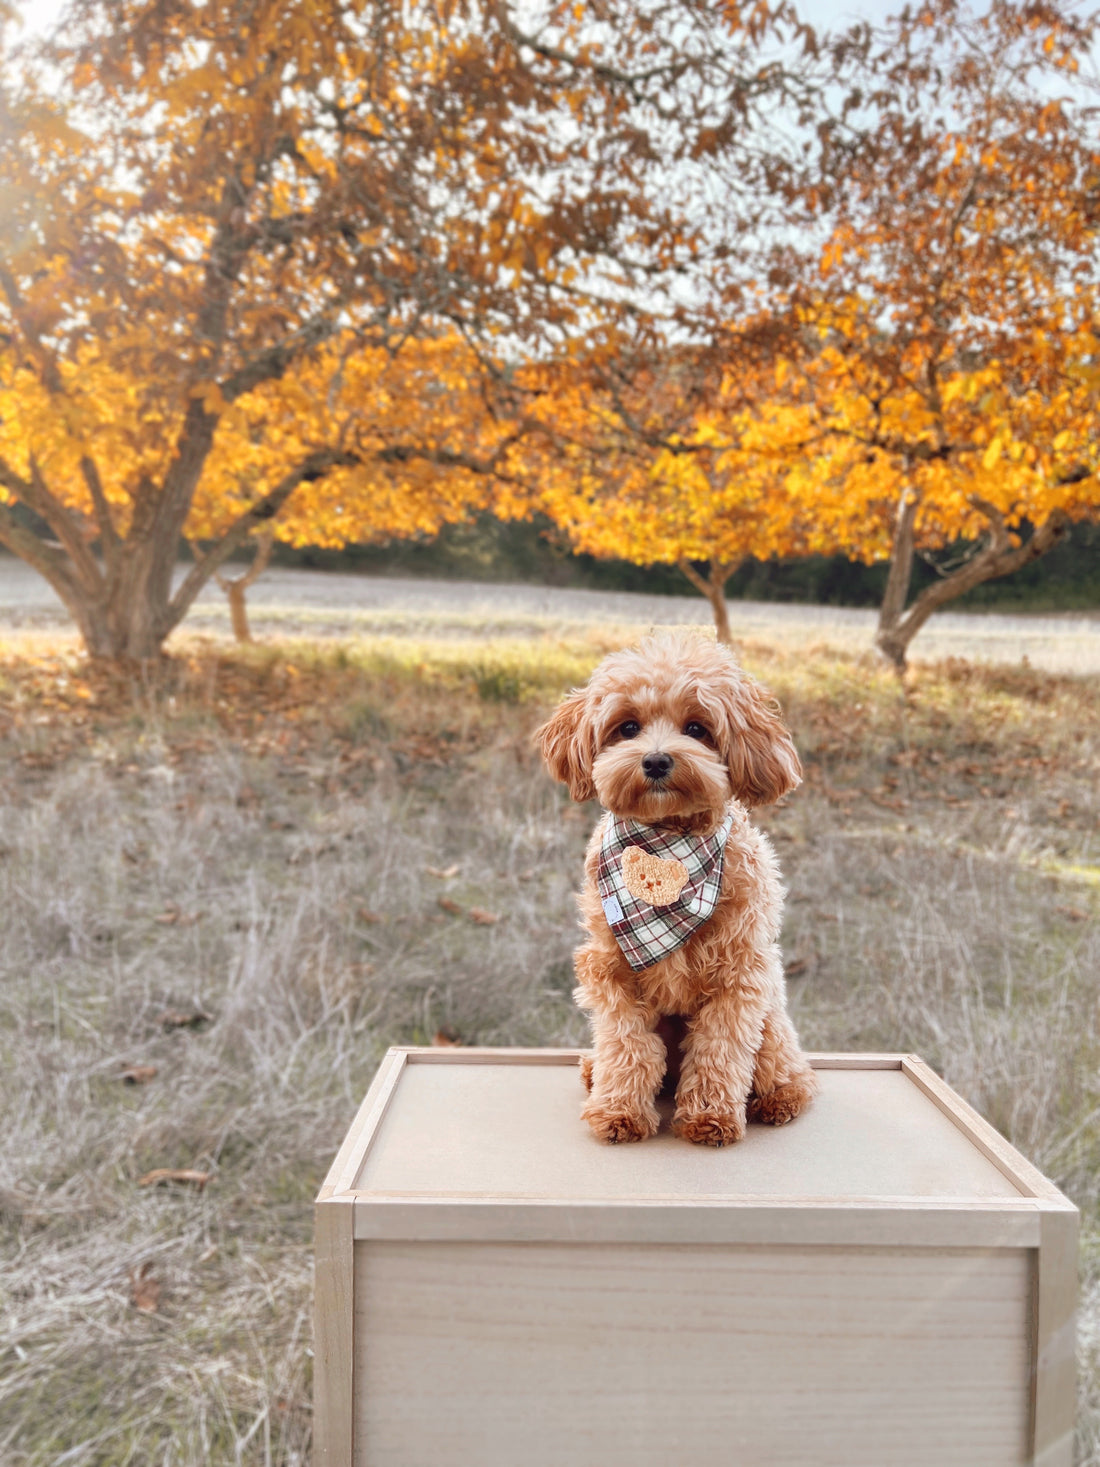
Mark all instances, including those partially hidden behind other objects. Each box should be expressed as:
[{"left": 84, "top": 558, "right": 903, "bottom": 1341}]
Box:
[
  {"left": 1033, "top": 1204, "right": 1079, "bottom": 1467},
  {"left": 314, "top": 1197, "right": 355, "bottom": 1467},
  {"left": 354, "top": 1240, "right": 1032, "bottom": 1467}
]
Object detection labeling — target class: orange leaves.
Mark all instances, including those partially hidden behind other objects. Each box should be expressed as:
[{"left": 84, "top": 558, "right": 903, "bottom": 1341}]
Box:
[
  {"left": 526, "top": 345, "right": 814, "bottom": 580},
  {"left": 1, "top": 0, "right": 808, "bottom": 658},
  {"left": 182, "top": 331, "right": 512, "bottom": 550}
]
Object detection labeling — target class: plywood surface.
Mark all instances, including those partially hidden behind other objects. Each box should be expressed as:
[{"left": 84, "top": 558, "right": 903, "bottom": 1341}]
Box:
[
  {"left": 354, "top": 1240, "right": 1032, "bottom": 1467},
  {"left": 353, "top": 1062, "right": 1023, "bottom": 1202}
]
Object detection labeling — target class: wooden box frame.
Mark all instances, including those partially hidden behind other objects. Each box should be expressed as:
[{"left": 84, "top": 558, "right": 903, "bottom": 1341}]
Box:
[{"left": 315, "top": 1049, "right": 1076, "bottom": 1467}]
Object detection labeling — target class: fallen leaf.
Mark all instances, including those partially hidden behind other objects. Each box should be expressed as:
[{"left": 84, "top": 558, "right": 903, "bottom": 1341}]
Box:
[
  {"left": 356, "top": 907, "right": 384, "bottom": 924},
  {"left": 138, "top": 1168, "right": 213, "bottom": 1190},
  {"left": 159, "top": 1009, "right": 212, "bottom": 1030},
  {"left": 432, "top": 1026, "right": 462, "bottom": 1047},
  {"left": 425, "top": 863, "right": 460, "bottom": 879},
  {"left": 121, "top": 1065, "right": 157, "bottom": 1085},
  {"left": 1056, "top": 905, "right": 1090, "bottom": 922},
  {"left": 783, "top": 958, "right": 808, "bottom": 977},
  {"left": 154, "top": 909, "right": 180, "bottom": 926},
  {"left": 822, "top": 785, "right": 859, "bottom": 804},
  {"left": 437, "top": 897, "right": 463, "bottom": 915},
  {"left": 468, "top": 907, "right": 500, "bottom": 926},
  {"left": 130, "top": 1261, "right": 161, "bottom": 1313},
  {"left": 868, "top": 793, "right": 910, "bottom": 813}
]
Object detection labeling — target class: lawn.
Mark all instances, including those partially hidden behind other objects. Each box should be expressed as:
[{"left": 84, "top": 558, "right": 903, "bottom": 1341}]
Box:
[{"left": 1, "top": 627, "right": 1098, "bottom": 1464}]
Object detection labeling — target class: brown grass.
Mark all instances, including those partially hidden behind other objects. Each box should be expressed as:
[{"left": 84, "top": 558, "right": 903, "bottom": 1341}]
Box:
[{"left": 0, "top": 629, "right": 1098, "bottom": 1463}]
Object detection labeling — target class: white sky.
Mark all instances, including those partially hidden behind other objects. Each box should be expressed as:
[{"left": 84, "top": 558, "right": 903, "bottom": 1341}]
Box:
[{"left": 15, "top": 0, "right": 65, "bottom": 35}]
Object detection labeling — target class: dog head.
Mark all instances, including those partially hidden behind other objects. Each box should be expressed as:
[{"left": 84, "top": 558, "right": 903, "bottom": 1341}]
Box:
[{"left": 534, "top": 633, "right": 801, "bottom": 823}]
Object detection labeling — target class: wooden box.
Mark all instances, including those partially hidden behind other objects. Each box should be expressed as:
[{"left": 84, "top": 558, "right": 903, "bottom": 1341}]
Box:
[{"left": 314, "top": 1049, "right": 1077, "bottom": 1467}]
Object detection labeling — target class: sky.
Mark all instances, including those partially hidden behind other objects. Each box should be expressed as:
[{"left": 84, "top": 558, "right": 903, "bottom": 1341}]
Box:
[{"left": 16, "top": 0, "right": 64, "bottom": 34}]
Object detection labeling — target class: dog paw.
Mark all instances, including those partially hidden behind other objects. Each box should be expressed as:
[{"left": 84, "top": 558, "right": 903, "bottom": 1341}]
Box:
[
  {"left": 582, "top": 1102, "right": 658, "bottom": 1144},
  {"left": 579, "top": 1053, "right": 594, "bottom": 1093},
  {"left": 672, "top": 1108, "right": 746, "bottom": 1147},
  {"left": 748, "top": 1076, "right": 817, "bottom": 1127}
]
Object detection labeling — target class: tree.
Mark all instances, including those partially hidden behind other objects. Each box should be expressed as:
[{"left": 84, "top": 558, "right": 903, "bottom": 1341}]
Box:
[
  {"left": 211, "top": 528, "right": 274, "bottom": 643},
  {"left": 783, "top": 0, "right": 1100, "bottom": 670},
  {"left": 0, "top": 0, "right": 803, "bottom": 659},
  {"left": 779, "top": 325, "right": 1099, "bottom": 669},
  {"left": 528, "top": 344, "right": 810, "bottom": 643}
]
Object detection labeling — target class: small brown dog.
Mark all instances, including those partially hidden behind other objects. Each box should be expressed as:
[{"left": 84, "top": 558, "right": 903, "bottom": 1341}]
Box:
[{"left": 536, "top": 632, "right": 816, "bottom": 1146}]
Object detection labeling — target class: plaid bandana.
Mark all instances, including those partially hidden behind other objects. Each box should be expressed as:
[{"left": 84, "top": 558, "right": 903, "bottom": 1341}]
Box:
[{"left": 596, "top": 810, "right": 734, "bottom": 971}]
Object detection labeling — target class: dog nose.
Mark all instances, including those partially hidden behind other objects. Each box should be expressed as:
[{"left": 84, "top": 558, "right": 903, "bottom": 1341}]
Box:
[{"left": 642, "top": 751, "right": 674, "bottom": 781}]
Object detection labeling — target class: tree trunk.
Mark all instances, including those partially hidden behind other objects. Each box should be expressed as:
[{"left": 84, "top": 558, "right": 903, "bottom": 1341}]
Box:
[
  {"left": 873, "top": 484, "right": 921, "bottom": 673},
  {"left": 226, "top": 580, "right": 251, "bottom": 643},
  {"left": 0, "top": 446, "right": 353, "bottom": 662},
  {"left": 215, "top": 529, "right": 276, "bottom": 643},
  {"left": 676, "top": 557, "right": 740, "bottom": 644},
  {"left": 873, "top": 495, "right": 1070, "bottom": 673}
]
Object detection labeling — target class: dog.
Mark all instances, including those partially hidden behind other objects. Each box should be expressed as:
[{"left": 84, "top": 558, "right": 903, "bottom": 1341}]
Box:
[{"left": 535, "top": 632, "right": 817, "bottom": 1146}]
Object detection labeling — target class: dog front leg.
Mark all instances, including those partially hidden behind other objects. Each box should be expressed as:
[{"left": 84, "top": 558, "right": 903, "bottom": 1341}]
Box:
[
  {"left": 673, "top": 984, "right": 768, "bottom": 1147},
  {"left": 748, "top": 1005, "right": 818, "bottom": 1125},
  {"left": 576, "top": 952, "right": 663, "bottom": 1144}
]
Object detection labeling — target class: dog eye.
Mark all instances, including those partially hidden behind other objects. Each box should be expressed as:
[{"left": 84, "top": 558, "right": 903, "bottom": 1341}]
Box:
[
  {"left": 684, "top": 721, "right": 709, "bottom": 741},
  {"left": 618, "top": 720, "right": 641, "bottom": 739}
]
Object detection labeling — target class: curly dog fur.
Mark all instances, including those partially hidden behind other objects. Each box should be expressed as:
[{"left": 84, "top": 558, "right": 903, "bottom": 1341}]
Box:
[{"left": 536, "top": 633, "right": 817, "bottom": 1146}]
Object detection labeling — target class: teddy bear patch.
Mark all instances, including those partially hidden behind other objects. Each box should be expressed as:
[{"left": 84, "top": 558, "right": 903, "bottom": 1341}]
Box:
[{"left": 621, "top": 846, "right": 689, "bottom": 907}]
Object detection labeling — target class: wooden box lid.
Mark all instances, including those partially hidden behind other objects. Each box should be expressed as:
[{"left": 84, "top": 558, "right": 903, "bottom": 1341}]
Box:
[{"left": 318, "top": 1049, "right": 1074, "bottom": 1248}]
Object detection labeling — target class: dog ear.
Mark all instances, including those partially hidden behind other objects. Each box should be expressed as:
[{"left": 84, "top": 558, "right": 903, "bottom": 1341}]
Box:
[
  {"left": 718, "top": 678, "right": 802, "bottom": 808},
  {"left": 534, "top": 689, "right": 596, "bottom": 802}
]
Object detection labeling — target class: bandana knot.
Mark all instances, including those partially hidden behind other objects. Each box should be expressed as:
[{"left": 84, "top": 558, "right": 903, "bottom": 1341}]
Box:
[{"left": 596, "top": 809, "right": 734, "bottom": 971}]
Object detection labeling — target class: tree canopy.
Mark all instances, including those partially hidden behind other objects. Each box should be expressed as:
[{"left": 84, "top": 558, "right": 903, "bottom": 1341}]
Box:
[
  {"left": 0, "top": 0, "right": 1096, "bottom": 665},
  {"left": 532, "top": 0, "right": 1099, "bottom": 661},
  {"left": 777, "top": 0, "right": 1100, "bottom": 665},
  {"left": 0, "top": 0, "right": 810, "bottom": 657}
]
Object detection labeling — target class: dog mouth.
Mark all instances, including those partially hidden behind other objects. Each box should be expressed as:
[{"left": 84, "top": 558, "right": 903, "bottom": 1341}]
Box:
[{"left": 644, "top": 779, "right": 674, "bottom": 795}]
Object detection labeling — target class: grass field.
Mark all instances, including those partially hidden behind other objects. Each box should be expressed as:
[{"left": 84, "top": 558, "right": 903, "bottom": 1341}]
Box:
[{"left": 1, "top": 625, "right": 1098, "bottom": 1464}]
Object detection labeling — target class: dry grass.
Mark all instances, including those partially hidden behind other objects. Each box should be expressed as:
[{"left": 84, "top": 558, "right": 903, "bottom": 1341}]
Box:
[{"left": 0, "top": 628, "right": 1098, "bottom": 1463}]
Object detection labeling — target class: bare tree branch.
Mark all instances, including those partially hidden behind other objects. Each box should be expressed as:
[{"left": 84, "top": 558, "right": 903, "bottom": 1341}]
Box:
[
  {"left": 0, "top": 501, "right": 89, "bottom": 626},
  {"left": 80, "top": 454, "right": 120, "bottom": 562},
  {"left": 0, "top": 453, "right": 103, "bottom": 597}
]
